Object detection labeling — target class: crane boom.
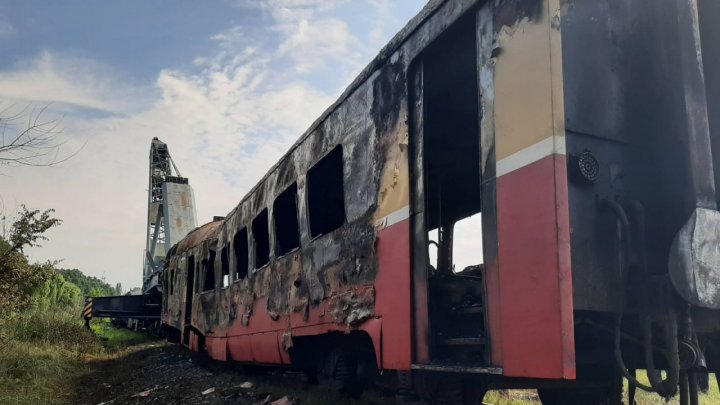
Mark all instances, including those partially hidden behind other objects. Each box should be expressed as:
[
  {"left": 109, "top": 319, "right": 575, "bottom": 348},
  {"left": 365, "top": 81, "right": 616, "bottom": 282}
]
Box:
[{"left": 143, "top": 137, "right": 197, "bottom": 293}]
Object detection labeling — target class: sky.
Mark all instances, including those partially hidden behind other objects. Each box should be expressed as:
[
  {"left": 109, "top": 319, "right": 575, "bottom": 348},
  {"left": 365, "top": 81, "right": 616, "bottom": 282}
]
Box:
[{"left": 0, "top": 0, "right": 427, "bottom": 291}]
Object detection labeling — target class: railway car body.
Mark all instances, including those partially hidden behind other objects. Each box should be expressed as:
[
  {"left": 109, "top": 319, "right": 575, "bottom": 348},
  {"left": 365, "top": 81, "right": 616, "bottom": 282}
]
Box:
[{"left": 161, "top": 0, "right": 720, "bottom": 403}]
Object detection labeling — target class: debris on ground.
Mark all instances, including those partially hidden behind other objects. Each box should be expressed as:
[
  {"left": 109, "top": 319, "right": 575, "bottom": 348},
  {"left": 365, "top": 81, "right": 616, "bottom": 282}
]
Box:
[
  {"left": 72, "top": 341, "right": 395, "bottom": 405},
  {"left": 131, "top": 385, "right": 160, "bottom": 398},
  {"left": 270, "top": 396, "right": 292, "bottom": 405}
]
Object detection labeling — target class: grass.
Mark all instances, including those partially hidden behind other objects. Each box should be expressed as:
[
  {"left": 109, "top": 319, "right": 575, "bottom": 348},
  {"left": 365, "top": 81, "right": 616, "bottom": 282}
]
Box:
[
  {"left": 0, "top": 310, "right": 153, "bottom": 405},
  {"left": 631, "top": 371, "right": 720, "bottom": 405},
  {"left": 91, "top": 319, "right": 155, "bottom": 348},
  {"left": 484, "top": 390, "right": 540, "bottom": 405}
]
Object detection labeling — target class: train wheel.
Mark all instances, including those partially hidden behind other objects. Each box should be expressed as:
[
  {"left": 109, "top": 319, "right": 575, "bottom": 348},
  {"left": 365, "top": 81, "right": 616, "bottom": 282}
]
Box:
[
  {"left": 317, "top": 348, "right": 371, "bottom": 398},
  {"left": 333, "top": 352, "right": 363, "bottom": 397}
]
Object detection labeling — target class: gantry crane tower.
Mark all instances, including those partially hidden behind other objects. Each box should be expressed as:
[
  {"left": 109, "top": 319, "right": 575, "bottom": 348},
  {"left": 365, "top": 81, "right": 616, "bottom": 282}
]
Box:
[{"left": 143, "top": 138, "right": 197, "bottom": 292}]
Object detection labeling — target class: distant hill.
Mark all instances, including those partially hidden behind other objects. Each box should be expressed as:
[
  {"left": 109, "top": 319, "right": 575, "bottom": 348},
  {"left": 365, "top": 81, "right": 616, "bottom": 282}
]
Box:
[{"left": 57, "top": 268, "right": 120, "bottom": 297}]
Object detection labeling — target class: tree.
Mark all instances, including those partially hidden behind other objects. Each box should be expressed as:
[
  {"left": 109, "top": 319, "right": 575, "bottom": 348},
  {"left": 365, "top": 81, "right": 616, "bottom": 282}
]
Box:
[
  {"left": 57, "top": 268, "right": 117, "bottom": 297},
  {"left": 0, "top": 103, "right": 77, "bottom": 167},
  {"left": 2, "top": 205, "right": 61, "bottom": 257},
  {"left": 0, "top": 206, "right": 61, "bottom": 311}
]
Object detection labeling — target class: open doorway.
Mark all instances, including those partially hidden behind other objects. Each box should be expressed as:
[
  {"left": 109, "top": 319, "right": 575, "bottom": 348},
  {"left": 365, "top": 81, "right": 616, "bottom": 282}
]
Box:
[{"left": 412, "top": 10, "right": 487, "bottom": 366}]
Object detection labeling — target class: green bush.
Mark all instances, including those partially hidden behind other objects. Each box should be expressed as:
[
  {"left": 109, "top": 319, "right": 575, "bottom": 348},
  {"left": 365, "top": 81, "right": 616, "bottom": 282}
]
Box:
[
  {"left": 57, "top": 268, "right": 118, "bottom": 297},
  {"left": 31, "top": 273, "right": 83, "bottom": 310}
]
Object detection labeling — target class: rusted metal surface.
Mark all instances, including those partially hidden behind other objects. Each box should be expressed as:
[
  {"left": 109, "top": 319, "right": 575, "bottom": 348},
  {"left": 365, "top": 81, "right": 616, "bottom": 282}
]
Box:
[{"left": 170, "top": 221, "right": 221, "bottom": 255}]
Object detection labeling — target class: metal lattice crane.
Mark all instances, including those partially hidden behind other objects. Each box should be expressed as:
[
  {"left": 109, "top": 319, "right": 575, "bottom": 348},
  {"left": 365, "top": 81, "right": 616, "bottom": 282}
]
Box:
[{"left": 143, "top": 138, "right": 197, "bottom": 292}]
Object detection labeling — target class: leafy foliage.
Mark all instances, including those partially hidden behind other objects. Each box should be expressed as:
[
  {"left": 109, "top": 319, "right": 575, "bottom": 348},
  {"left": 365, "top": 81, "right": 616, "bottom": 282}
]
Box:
[
  {"left": 2, "top": 205, "right": 61, "bottom": 256},
  {"left": 57, "top": 268, "right": 119, "bottom": 297},
  {"left": 0, "top": 240, "right": 56, "bottom": 312},
  {"left": 32, "top": 273, "right": 83, "bottom": 310}
]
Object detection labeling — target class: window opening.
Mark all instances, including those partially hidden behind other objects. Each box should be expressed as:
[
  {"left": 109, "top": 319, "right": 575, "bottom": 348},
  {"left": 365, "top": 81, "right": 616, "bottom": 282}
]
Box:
[
  {"left": 274, "top": 183, "right": 300, "bottom": 255},
  {"left": 307, "top": 146, "right": 345, "bottom": 238},
  {"left": 169, "top": 269, "right": 175, "bottom": 295},
  {"left": 253, "top": 209, "right": 270, "bottom": 268},
  {"left": 203, "top": 251, "right": 215, "bottom": 292},
  {"left": 221, "top": 246, "right": 229, "bottom": 287},
  {"left": 451, "top": 213, "right": 484, "bottom": 274},
  {"left": 234, "top": 228, "right": 249, "bottom": 280},
  {"left": 428, "top": 228, "right": 439, "bottom": 274}
]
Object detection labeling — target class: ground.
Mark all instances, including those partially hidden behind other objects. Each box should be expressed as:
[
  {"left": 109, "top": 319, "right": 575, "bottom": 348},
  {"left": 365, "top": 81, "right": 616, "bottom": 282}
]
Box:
[
  {"left": 15, "top": 323, "right": 712, "bottom": 405},
  {"left": 70, "top": 333, "right": 720, "bottom": 405},
  {"left": 71, "top": 339, "right": 397, "bottom": 405}
]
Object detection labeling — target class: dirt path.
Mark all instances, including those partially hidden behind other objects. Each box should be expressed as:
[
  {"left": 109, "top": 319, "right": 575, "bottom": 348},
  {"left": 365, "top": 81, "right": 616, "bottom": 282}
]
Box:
[{"left": 72, "top": 342, "right": 395, "bottom": 405}]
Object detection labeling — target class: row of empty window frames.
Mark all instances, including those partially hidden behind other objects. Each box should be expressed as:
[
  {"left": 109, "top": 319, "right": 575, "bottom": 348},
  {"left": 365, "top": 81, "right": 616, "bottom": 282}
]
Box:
[
  {"left": 222, "top": 145, "right": 347, "bottom": 285},
  {"left": 194, "top": 146, "right": 346, "bottom": 292}
]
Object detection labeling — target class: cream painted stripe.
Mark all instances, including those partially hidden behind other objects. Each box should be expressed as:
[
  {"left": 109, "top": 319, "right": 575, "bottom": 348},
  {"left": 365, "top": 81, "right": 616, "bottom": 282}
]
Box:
[
  {"left": 496, "top": 136, "right": 566, "bottom": 177},
  {"left": 376, "top": 205, "right": 410, "bottom": 229}
]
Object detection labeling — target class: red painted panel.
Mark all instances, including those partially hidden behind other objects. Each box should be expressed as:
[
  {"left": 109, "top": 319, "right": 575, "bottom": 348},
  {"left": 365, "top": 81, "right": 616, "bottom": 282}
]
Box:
[
  {"left": 496, "top": 154, "right": 575, "bottom": 379},
  {"left": 228, "top": 335, "right": 253, "bottom": 362},
  {"left": 554, "top": 155, "right": 575, "bottom": 375},
  {"left": 374, "top": 219, "right": 412, "bottom": 370},
  {"left": 206, "top": 337, "right": 227, "bottom": 361},
  {"left": 250, "top": 332, "right": 282, "bottom": 364}
]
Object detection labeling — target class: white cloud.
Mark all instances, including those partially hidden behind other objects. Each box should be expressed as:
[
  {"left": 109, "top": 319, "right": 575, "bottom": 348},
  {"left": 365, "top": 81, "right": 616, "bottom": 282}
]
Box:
[
  {"left": 277, "top": 17, "right": 363, "bottom": 73},
  {"left": 0, "top": 52, "right": 143, "bottom": 113}
]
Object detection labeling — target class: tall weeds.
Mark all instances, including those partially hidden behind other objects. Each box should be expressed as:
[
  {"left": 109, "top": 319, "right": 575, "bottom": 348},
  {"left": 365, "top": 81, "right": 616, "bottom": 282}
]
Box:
[{"left": 0, "top": 309, "right": 105, "bottom": 405}]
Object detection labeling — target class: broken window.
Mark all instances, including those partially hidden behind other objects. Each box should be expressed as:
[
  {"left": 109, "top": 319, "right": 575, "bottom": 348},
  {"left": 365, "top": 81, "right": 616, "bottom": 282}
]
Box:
[
  {"left": 451, "top": 213, "right": 484, "bottom": 273},
  {"left": 274, "top": 183, "right": 300, "bottom": 256},
  {"left": 234, "top": 228, "right": 249, "bottom": 280},
  {"left": 428, "top": 229, "right": 439, "bottom": 271},
  {"left": 253, "top": 209, "right": 270, "bottom": 268},
  {"left": 307, "top": 145, "right": 345, "bottom": 238},
  {"left": 203, "top": 251, "right": 215, "bottom": 292},
  {"left": 221, "top": 246, "right": 230, "bottom": 288}
]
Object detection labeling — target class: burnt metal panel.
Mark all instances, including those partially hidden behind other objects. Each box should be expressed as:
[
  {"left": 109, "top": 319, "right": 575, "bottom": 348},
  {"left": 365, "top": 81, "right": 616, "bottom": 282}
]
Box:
[{"left": 561, "top": 0, "right": 710, "bottom": 311}]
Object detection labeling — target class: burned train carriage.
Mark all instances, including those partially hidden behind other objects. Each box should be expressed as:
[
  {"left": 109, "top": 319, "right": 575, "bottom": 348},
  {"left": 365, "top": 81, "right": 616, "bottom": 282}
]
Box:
[{"left": 163, "top": 0, "right": 720, "bottom": 404}]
